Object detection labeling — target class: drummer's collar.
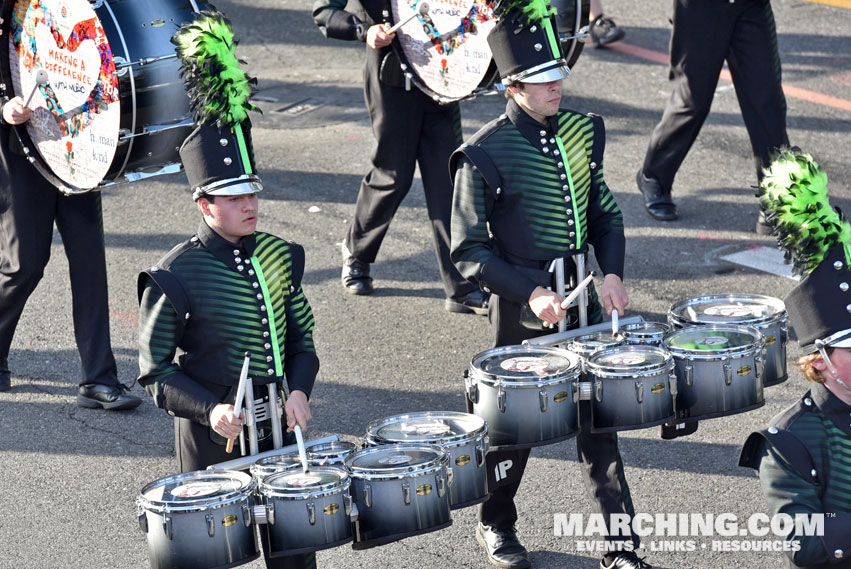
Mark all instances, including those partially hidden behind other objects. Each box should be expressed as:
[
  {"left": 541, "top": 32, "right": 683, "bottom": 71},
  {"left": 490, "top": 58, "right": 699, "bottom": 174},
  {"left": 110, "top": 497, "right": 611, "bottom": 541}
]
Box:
[
  {"left": 808, "top": 382, "right": 851, "bottom": 436},
  {"left": 196, "top": 220, "right": 258, "bottom": 270},
  {"left": 506, "top": 98, "right": 561, "bottom": 148}
]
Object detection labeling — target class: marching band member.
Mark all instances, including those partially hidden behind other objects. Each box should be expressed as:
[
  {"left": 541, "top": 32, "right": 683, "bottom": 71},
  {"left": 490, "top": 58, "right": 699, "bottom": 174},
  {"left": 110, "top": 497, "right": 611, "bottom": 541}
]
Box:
[
  {"left": 449, "top": 1, "right": 648, "bottom": 567},
  {"left": 740, "top": 150, "right": 851, "bottom": 569},
  {"left": 137, "top": 12, "right": 318, "bottom": 569},
  {"left": 311, "top": 0, "right": 490, "bottom": 314}
]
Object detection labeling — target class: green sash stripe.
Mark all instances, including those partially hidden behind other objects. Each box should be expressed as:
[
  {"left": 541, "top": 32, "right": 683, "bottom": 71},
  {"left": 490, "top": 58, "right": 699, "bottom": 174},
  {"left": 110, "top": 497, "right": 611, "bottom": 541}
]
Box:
[{"left": 250, "top": 256, "right": 283, "bottom": 376}]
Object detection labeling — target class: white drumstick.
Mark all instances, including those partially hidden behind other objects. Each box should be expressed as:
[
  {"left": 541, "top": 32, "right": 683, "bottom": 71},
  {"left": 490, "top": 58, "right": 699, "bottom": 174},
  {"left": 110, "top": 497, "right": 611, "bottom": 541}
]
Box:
[
  {"left": 24, "top": 69, "right": 49, "bottom": 107},
  {"left": 386, "top": 2, "right": 429, "bottom": 34},
  {"left": 225, "top": 352, "right": 252, "bottom": 454},
  {"left": 294, "top": 425, "right": 309, "bottom": 473},
  {"left": 559, "top": 271, "right": 597, "bottom": 310},
  {"left": 611, "top": 309, "right": 619, "bottom": 336}
]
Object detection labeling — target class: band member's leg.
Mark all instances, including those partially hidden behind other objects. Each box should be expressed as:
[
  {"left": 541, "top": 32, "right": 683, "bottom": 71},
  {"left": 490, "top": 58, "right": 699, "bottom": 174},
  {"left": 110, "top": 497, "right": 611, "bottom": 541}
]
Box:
[
  {"left": 345, "top": 53, "right": 425, "bottom": 263},
  {"left": 417, "top": 100, "right": 477, "bottom": 300},
  {"left": 56, "top": 191, "right": 119, "bottom": 386}
]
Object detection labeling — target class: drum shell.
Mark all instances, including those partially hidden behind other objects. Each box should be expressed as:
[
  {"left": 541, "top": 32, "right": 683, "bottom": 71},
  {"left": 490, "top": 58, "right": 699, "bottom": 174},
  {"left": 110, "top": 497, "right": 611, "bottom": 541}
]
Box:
[
  {"left": 668, "top": 294, "right": 788, "bottom": 387},
  {"left": 619, "top": 322, "right": 671, "bottom": 347},
  {"left": 346, "top": 445, "right": 452, "bottom": 549},
  {"left": 138, "top": 494, "right": 258, "bottom": 569},
  {"left": 364, "top": 412, "right": 488, "bottom": 510},
  {"left": 306, "top": 441, "right": 357, "bottom": 467},
  {"left": 665, "top": 326, "right": 766, "bottom": 421},
  {"left": 585, "top": 347, "right": 676, "bottom": 433},
  {"left": 469, "top": 375, "right": 579, "bottom": 450},
  {"left": 260, "top": 469, "right": 353, "bottom": 557}
]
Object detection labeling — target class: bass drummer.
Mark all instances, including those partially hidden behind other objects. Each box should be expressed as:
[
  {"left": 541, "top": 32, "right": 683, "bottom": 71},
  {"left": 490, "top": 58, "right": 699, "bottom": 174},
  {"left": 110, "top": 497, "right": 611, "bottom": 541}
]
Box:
[
  {"left": 449, "top": 2, "right": 649, "bottom": 568},
  {"left": 136, "top": 13, "right": 318, "bottom": 569}
]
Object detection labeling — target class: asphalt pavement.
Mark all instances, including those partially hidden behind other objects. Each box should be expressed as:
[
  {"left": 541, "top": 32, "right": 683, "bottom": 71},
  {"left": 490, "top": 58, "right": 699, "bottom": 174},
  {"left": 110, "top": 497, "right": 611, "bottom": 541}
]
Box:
[{"left": 0, "top": 0, "right": 850, "bottom": 568}]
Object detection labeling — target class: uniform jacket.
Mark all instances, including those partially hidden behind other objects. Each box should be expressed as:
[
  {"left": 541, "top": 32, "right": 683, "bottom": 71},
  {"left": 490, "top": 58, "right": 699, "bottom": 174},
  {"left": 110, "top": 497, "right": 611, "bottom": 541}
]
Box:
[
  {"left": 137, "top": 221, "right": 319, "bottom": 428},
  {"left": 740, "top": 382, "right": 851, "bottom": 568},
  {"left": 449, "top": 98, "right": 625, "bottom": 305}
]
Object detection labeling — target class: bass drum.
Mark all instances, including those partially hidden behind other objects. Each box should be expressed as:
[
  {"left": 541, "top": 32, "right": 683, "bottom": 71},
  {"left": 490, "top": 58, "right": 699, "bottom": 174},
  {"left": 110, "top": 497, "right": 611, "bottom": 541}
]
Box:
[
  {"left": 551, "top": 0, "right": 590, "bottom": 69},
  {"left": 0, "top": 0, "right": 203, "bottom": 193}
]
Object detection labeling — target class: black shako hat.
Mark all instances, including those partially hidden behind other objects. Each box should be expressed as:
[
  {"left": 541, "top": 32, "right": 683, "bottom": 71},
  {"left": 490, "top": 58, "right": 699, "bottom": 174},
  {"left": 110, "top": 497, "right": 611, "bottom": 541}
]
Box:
[
  {"left": 487, "top": 0, "right": 570, "bottom": 84},
  {"left": 759, "top": 149, "right": 851, "bottom": 352},
  {"left": 172, "top": 9, "right": 262, "bottom": 200}
]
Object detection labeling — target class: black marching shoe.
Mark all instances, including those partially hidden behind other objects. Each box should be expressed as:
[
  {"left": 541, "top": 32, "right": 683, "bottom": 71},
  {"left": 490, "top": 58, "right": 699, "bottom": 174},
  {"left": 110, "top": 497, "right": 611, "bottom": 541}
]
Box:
[
  {"left": 0, "top": 358, "right": 10, "bottom": 392},
  {"left": 445, "top": 289, "right": 490, "bottom": 316},
  {"left": 636, "top": 170, "right": 678, "bottom": 221},
  {"left": 601, "top": 551, "right": 652, "bottom": 569},
  {"left": 341, "top": 255, "right": 374, "bottom": 295},
  {"left": 77, "top": 383, "right": 142, "bottom": 410},
  {"left": 589, "top": 14, "right": 626, "bottom": 48},
  {"left": 476, "top": 523, "right": 531, "bottom": 569}
]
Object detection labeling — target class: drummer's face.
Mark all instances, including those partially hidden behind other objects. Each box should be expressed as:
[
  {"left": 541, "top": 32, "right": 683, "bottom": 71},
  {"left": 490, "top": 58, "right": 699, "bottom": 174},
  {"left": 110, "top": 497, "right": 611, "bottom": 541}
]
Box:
[
  {"left": 815, "top": 347, "right": 851, "bottom": 403},
  {"left": 199, "top": 193, "right": 259, "bottom": 244},
  {"left": 510, "top": 80, "right": 562, "bottom": 124}
]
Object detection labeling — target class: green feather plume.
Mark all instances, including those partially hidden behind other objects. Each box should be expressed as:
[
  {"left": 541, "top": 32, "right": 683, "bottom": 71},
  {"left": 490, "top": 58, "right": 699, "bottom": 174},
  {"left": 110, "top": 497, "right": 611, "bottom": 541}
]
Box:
[
  {"left": 493, "top": 0, "right": 557, "bottom": 25},
  {"left": 172, "top": 9, "right": 257, "bottom": 127},
  {"left": 759, "top": 148, "right": 851, "bottom": 275}
]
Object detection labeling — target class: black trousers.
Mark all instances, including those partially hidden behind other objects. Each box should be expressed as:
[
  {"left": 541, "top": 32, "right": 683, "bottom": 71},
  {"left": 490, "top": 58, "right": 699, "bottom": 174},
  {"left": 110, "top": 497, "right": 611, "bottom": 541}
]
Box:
[
  {"left": 345, "top": 50, "right": 476, "bottom": 300},
  {"left": 642, "top": 0, "right": 789, "bottom": 191},
  {"left": 478, "top": 294, "right": 638, "bottom": 547},
  {"left": 175, "top": 417, "right": 317, "bottom": 569},
  {"left": 0, "top": 130, "right": 118, "bottom": 386}
]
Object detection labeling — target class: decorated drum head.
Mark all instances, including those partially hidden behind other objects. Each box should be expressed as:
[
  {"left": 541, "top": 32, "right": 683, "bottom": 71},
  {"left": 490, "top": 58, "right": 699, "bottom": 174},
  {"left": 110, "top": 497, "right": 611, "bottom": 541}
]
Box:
[
  {"left": 344, "top": 444, "right": 447, "bottom": 478},
  {"left": 138, "top": 470, "right": 253, "bottom": 511},
  {"left": 567, "top": 332, "right": 623, "bottom": 358},
  {"left": 588, "top": 345, "right": 670, "bottom": 371},
  {"left": 669, "top": 294, "right": 785, "bottom": 327},
  {"left": 367, "top": 411, "right": 485, "bottom": 446},
  {"left": 470, "top": 345, "right": 579, "bottom": 386},
  {"left": 261, "top": 466, "right": 348, "bottom": 498},
  {"left": 5, "top": 0, "right": 121, "bottom": 189},
  {"left": 663, "top": 325, "right": 761, "bottom": 354}
]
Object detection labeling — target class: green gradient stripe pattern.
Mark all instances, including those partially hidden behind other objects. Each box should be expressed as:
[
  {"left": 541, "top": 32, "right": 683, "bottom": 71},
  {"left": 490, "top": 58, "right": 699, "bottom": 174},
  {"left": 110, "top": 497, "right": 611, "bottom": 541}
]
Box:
[
  {"left": 138, "top": 285, "right": 181, "bottom": 398},
  {"left": 820, "top": 417, "right": 851, "bottom": 511}
]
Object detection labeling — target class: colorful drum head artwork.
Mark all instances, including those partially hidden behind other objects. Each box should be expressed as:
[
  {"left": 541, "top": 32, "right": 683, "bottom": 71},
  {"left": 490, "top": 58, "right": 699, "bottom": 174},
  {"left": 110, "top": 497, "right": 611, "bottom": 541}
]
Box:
[
  {"left": 8, "top": 0, "right": 120, "bottom": 189},
  {"left": 390, "top": 0, "right": 497, "bottom": 101}
]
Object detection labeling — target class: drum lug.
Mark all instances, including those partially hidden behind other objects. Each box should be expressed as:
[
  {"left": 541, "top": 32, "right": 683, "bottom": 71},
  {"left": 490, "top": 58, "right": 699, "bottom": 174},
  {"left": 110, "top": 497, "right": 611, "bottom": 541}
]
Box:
[
  {"left": 469, "top": 383, "right": 479, "bottom": 404},
  {"left": 723, "top": 363, "right": 732, "bottom": 386},
  {"left": 307, "top": 501, "right": 316, "bottom": 526},
  {"left": 364, "top": 483, "right": 372, "bottom": 508},
  {"left": 162, "top": 512, "right": 173, "bottom": 540},
  {"left": 755, "top": 350, "right": 763, "bottom": 379},
  {"left": 447, "top": 466, "right": 454, "bottom": 488},
  {"left": 684, "top": 362, "right": 694, "bottom": 387},
  {"left": 594, "top": 380, "right": 603, "bottom": 403},
  {"left": 476, "top": 437, "right": 489, "bottom": 467},
  {"left": 344, "top": 491, "right": 354, "bottom": 517},
  {"left": 436, "top": 473, "right": 447, "bottom": 498},
  {"left": 635, "top": 381, "right": 644, "bottom": 404},
  {"left": 402, "top": 482, "right": 411, "bottom": 505},
  {"left": 668, "top": 373, "right": 678, "bottom": 397},
  {"left": 538, "top": 388, "right": 548, "bottom": 412},
  {"left": 242, "top": 504, "right": 252, "bottom": 527},
  {"left": 572, "top": 381, "right": 580, "bottom": 403},
  {"left": 267, "top": 502, "right": 276, "bottom": 526},
  {"left": 205, "top": 513, "right": 215, "bottom": 537},
  {"left": 137, "top": 511, "right": 148, "bottom": 533},
  {"left": 781, "top": 324, "right": 788, "bottom": 347},
  {"left": 349, "top": 501, "right": 359, "bottom": 523},
  {"left": 497, "top": 385, "right": 506, "bottom": 413}
]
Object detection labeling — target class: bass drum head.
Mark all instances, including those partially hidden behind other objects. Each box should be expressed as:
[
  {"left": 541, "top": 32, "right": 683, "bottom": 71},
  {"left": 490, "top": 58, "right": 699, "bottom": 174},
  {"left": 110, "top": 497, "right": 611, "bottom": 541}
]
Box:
[
  {"left": 139, "top": 470, "right": 253, "bottom": 512},
  {"left": 551, "top": 0, "right": 590, "bottom": 69},
  {"left": 390, "top": 0, "right": 498, "bottom": 102},
  {"left": 367, "top": 411, "right": 485, "bottom": 445},
  {"left": 470, "top": 344, "right": 579, "bottom": 385},
  {"left": 669, "top": 294, "right": 786, "bottom": 327}
]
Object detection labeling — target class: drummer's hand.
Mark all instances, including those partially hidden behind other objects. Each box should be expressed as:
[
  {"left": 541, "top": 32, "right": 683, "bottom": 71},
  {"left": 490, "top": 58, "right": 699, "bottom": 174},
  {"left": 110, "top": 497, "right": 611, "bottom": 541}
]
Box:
[
  {"left": 366, "top": 24, "right": 395, "bottom": 49},
  {"left": 285, "top": 390, "right": 311, "bottom": 432},
  {"left": 2, "top": 97, "right": 32, "bottom": 125},
  {"left": 529, "top": 286, "right": 566, "bottom": 325},
  {"left": 601, "top": 274, "right": 629, "bottom": 316},
  {"left": 209, "top": 403, "right": 243, "bottom": 440}
]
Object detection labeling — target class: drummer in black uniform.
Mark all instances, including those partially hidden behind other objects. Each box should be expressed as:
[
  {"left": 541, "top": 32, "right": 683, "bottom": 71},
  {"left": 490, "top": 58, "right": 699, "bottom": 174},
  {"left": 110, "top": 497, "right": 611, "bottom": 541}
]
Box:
[
  {"left": 739, "top": 150, "right": 851, "bottom": 569},
  {"left": 449, "top": 2, "right": 649, "bottom": 568}
]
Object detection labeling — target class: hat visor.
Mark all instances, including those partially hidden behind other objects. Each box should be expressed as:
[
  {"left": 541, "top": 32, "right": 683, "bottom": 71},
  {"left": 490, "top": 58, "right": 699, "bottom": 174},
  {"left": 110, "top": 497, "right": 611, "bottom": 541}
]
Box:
[
  {"left": 193, "top": 178, "right": 264, "bottom": 200},
  {"left": 503, "top": 60, "right": 570, "bottom": 85},
  {"left": 829, "top": 330, "right": 851, "bottom": 348}
]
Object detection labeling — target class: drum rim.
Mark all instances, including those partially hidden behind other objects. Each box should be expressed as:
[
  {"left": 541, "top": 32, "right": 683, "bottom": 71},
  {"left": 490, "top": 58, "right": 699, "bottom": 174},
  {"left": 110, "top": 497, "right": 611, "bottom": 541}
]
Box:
[
  {"left": 137, "top": 469, "right": 254, "bottom": 512},
  {"left": 344, "top": 443, "right": 449, "bottom": 479},
  {"left": 620, "top": 321, "right": 671, "bottom": 336},
  {"left": 470, "top": 345, "right": 581, "bottom": 385},
  {"left": 585, "top": 345, "right": 675, "bottom": 376},
  {"left": 668, "top": 293, "right": 787, "bottom": 326},
  {"left": 663, "top": 324, "right": 765, "bottom": 359},
  {"left": 365, "top": 411, "right": 487, "bottom": 445},
  {"left": 260, "top": 466, "right": 350, "bottom": 499}
]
